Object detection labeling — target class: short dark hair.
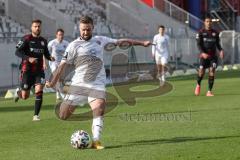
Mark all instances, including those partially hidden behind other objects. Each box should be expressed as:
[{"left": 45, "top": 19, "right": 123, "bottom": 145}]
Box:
[
  {"left": 204, "top": 16, "right": 212, "bottom": 21},
  {"left": 56, "top": 28, "right": 64, "bottom": 34},
  {"left": 31, "top": 19, "right": 42, "bottom": 25},
  {"left": 80, "top": 15, "right": 93, "bottom": 25},
  {"left": 158, "top": 25, "right": 165, "bottom": 29}
]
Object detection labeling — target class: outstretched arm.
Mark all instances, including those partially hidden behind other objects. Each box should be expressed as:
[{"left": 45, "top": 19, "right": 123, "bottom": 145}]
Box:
[
  {"left": 117, "top": 39, "right": 151, "bottom": 47},
  {"left": 45, "top": 61, "right": 66, "bottom": 88}
]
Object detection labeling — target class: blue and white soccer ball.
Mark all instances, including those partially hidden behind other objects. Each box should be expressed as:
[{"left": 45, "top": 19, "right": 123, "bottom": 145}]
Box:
[{"left": 70, "top": 130, "right": 91, "bottom": 149}]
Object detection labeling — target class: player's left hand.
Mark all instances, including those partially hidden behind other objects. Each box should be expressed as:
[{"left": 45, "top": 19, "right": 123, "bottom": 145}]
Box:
[
  {"left": 50, "top": 56, "right": 55, "bottom": 62},
  {"left": 143, "top": 41, "right": 151, "bottom": 47},
  {"left": 219, "top": 50, "right": 224, "bottom": 59}
]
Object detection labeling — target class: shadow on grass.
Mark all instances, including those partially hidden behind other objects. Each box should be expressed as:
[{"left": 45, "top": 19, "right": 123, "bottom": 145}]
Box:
[
  {"left": 168, "top": 70, "right": 240, "bottom": 82},
  {"left": 106, "top": 135, "right": 240, "bottom": 149},
  {"left": 0, "top": 104, "right": 55, "bottom": 112}
]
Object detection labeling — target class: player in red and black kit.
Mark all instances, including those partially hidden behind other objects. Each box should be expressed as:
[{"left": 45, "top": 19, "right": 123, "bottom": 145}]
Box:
[
  {"left": 194, "top": 17, "right": 224, "bottom": 97},
  {"left": 15, "top": 19, "right": 55, "bottom": 121}
]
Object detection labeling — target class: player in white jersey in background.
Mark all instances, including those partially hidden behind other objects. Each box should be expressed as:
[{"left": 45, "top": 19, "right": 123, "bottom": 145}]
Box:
[
  {"left": 152, "top": 25, "right": 170, "bottom": 86},
  {"left": 46, "top": 15, "right": 151, "bottom": 149},
  {"left": 48, "top": 29, "right": 69, "bottom": 100}
]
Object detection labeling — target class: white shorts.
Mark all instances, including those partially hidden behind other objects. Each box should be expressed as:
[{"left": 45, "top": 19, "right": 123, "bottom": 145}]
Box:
[
  {"left": 63, "top": 94, "right": 97, "bottom": 106},
  {"left": 155, "top": 54, "right": 168, "bottom": 65},
  {"left": 49, "top": 62, "right": 58, "bottom": 73},
  {"left": 63, "top": 85, "right": 106, "bottom": 106},
  {"left": 49, "top": 61, "right": 62, "bottom": 72}
]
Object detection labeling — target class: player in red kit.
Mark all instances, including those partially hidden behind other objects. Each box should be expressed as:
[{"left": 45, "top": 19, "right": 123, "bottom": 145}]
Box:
[
  {"left": 194, "top": 17, "right": 224, "bottom": 96},
  {"left": 14, "top": 19, "right": 55, "bottom": 121}
]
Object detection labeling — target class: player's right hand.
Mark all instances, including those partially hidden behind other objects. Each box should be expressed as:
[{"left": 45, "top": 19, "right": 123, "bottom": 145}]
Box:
[
  {"left": 200, "top": 53, "right": 209, "bottom": 59},
  {"left": 143, "top": 41, "right": 151, "bottom": 47},
  {"left": 50, "top": 56, "right": 55, "bottom": 62},
  {"left": 28, "top": 57, "right": 37, "bottom": 63},
  {"left": 45, "top": 81, "right": 52, "bottom": 88}
]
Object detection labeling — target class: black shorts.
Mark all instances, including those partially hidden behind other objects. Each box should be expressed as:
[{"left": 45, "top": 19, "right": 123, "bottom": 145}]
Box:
[
  {"left": 199, "top": 57, "right": 218, "bottom": 69},
  {"left": 20, "top": 71, "right": 45, "bottom": 90}
]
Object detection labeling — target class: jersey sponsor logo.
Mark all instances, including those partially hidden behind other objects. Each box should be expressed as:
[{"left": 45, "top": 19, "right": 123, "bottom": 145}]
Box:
[
  {"left": 74, "top": 55, "right": 103, "bottom": 82},
  {"left": 56, "top": 48, "right": 65, "bottom": 54},
  {"left": 203, "top": 38, "right": 216, "bottom": 42},
  {"left": 203, "top": 33, "right": 208, "bottom": 36},
  {"left": 30, "top": 48, "right": 44, "bottom": 53}
]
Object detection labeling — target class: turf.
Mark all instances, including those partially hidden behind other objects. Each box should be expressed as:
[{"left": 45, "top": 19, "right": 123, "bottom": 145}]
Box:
[{"left": 0, "top": 70, "right": 239, "bottom": 160}]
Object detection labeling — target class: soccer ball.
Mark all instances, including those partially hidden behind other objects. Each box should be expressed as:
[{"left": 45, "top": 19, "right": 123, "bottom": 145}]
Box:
[{"left": 70, "top": 130, "right": 91, "bottom": 149}]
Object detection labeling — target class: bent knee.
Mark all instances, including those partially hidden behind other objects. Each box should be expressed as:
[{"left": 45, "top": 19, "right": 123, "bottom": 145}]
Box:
[
  {"left": 198, "top": 68, "right": 205, "bottom": 74},
  {"left": 209, "top": 70, "right": 215, "bottom": 76},
  {"left": 58, "top": 113, "right": 69, "bottom": 120},
  {"left": 21, "top": 95, "right": 29, "bottom": 100},
  {"left": 94, "top": 105, "right": 105, "bottom": 116}
]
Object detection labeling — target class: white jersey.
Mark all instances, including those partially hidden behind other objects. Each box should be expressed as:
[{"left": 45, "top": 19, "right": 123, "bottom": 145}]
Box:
[
  {"left": 152, "top": 34, "right": 169, "bottom": 57},
  {"left": 48, "top": 39, "right": 69, "bottom": 71},
  {"left": 62, "top": 36, "right": 117, "bottom": 89}
]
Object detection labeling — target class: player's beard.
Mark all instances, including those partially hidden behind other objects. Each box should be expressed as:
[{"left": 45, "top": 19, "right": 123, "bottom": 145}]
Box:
[
  {"left": 32, "top": 30, "right": 41, "bottom": 37},
  {"left": 81, "top": 35, "right": 92, "bottom": 41}
]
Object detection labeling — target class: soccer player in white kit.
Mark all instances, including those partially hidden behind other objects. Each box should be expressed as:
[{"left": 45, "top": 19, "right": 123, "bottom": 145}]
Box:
[
  {"left": 46, "top": 16, "right": 151, "bottom": 149},
  {"left": 152, "top": 25, "right": 170, "bottom": 86},
  {"left": 48, "top": 29, "right": 69, "bottom": 100}
]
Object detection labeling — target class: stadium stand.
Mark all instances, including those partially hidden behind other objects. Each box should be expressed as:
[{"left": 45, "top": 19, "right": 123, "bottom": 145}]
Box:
[
  {"left": 0, "top": 1, "right": 29, "bottom": 43},
  {"left": 40, "top": 0, "right": 133, "bottom": 37},
  {"left": 0, "top": 0, "right": 240, "bottom": 90}
]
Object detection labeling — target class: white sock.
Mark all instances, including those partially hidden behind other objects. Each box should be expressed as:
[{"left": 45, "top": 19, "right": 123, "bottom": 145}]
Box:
[
  {"left": 56, "top": 91, "right": 61, "bottom": 99},
  {"left": 60, "top": 92, "right": 65, "bottom": 99},
  {"left": 158, "top": 75, "right": 162, "bottom": 81},
  {"left": 162, "top": 75, "right": 165, "bottom": 81},
  {"left": 161, "top": 73, "right": 165, "bottom": 81},
  {"left": 92, "top": 116, "right": 104, "bottom": 142}
]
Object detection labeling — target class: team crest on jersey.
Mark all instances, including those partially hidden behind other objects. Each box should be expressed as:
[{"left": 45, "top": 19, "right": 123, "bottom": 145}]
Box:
[
  {"left": 41, "top": 41, "right": 45, "bottom": 46},
  {"left": 212, "top": 32, "right": 216, "bottom": 36},
  {"left": 90, "top": 49, "right": 97, "bottom": 56},
  {"left": 96, "top": 41, "right": 101, "bottom": 45}
]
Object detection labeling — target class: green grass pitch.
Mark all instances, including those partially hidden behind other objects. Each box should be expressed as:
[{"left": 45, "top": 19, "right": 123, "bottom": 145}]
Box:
[{"left": 0, "top": 71, "right": 239, "bottom": 160}]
